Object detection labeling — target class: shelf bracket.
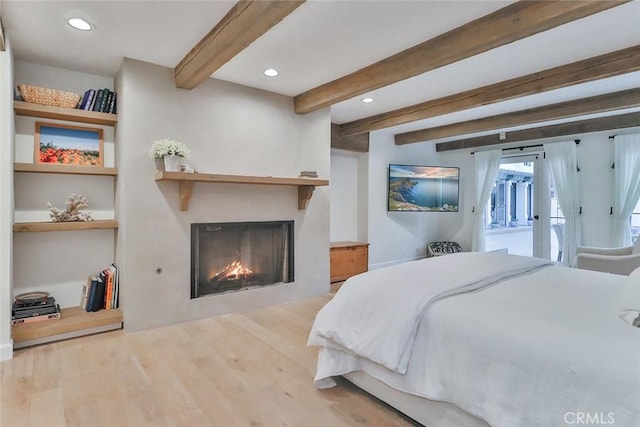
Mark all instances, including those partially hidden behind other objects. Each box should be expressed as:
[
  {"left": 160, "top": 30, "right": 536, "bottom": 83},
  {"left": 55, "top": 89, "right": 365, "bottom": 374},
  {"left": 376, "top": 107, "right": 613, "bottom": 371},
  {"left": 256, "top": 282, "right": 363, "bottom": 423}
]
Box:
[
  {"left": 298, "top": 186, "right": 315, "bottom": 210},
  {"left": 178, "top": 181, "right": 194, "bottom": 211}
]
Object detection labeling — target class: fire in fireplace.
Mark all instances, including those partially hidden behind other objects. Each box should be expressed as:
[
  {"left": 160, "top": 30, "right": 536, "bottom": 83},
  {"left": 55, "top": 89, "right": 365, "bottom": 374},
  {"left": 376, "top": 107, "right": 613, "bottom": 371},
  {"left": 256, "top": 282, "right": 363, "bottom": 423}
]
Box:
[
  {"left": 191, "top": 221, "right": 294, "bottom": 298},
  {"left": 209, "top": 260, "right": 260, "bottom": 292}
]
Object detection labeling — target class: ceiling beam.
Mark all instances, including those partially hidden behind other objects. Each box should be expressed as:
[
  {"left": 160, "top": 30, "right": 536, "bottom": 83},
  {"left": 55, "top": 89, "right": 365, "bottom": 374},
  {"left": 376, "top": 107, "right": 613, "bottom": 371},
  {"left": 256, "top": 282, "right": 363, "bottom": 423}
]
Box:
[
  {"left": 331, "top": 124, "right": 369, "bottom": 153},
  {"left": 339, "top": 45, "right": 640, "bottom": 136},
  {"left": 293, "top": 0, "right": 629, "bottom": 114},
  {"left": 435, "top": 112, "right": 640, "bottom": 152},
  {"left": 175, "top": 0, "right": 305, "bottom": 90},
  {"left": 395, "top": 88, "right": 640, "bottom": 145}
]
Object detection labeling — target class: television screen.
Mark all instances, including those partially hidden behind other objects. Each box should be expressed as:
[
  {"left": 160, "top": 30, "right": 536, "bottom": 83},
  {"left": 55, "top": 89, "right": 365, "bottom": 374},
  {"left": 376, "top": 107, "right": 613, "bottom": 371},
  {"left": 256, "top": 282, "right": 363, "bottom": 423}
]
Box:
[{"left": 388, "top": 164, "right": 459, "bottom": 212}]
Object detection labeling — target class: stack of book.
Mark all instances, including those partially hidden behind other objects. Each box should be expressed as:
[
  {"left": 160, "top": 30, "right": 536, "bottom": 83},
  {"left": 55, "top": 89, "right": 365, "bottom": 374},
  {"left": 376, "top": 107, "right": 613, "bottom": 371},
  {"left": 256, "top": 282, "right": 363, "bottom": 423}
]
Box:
[
  {"left": 299, "top": 170, "right": 318, "bottom": 178},
  {"left": 81, "top": 262, "right": 120, "bottom": 312},
  {"left": 77, "top": 88, "right": 117, "bottom": 114},
  {"left": 12, "top": 296, "right": 61, "bottom": 326}
]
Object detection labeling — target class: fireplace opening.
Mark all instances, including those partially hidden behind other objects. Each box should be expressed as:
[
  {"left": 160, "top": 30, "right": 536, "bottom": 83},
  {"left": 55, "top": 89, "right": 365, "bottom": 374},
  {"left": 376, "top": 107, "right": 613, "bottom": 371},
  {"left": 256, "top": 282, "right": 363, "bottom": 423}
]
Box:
[{"left": 191, "top": 221, "right": 294, "bottom": 298}]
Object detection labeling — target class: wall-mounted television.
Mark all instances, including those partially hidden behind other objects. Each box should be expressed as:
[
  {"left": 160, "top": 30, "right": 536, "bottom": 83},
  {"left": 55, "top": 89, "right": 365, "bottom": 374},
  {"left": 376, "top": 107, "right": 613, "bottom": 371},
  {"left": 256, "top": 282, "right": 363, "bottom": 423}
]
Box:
[{"left": 388, "top": 164, "right": 459, "bottom": 212}]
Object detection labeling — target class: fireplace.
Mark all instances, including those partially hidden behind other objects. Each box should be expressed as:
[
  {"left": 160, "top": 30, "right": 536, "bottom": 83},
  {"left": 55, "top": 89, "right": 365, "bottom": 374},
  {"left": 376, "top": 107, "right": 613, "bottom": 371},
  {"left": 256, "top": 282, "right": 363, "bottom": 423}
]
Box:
[{"left": 191, "top": 221, "right": 294, "bottom": 298}]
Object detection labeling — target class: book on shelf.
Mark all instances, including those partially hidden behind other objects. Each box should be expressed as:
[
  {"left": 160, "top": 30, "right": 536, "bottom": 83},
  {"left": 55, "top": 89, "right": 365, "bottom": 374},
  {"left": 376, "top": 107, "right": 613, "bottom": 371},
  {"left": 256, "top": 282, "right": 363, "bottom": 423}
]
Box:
[
  {"left": 12, "top": 299, "right": 61, "bottom": 325},
  {"left": 81, "top": 277, "right": 91, "bottom": 310},
  {"left": 80, "top": 89, "right": 96, "bottom": 111},
  {"left": 12, "top": 309, "right": 61, "bottom": 325},
  {"left": 108, "top": 92, "right": 117, "bottom": 114},
  {"left": 98, "top": 88, "right": 111, "bottom": 113},
  {"left": 86, "top": 276, "right": 103, "bottom": 312},
  {"left": 91, "top": 89, "right": 104, "bottom": 112},
  {"left": 103, "top": 268, "right": 113, "bottom": 310},
  {"left": 77, "top": 88, "right": 117, "bottom": 113},
  {"left": 13, "top": 302, "right": 58, "bottom": 318},
  {"left": 110, "top": 262, "right": 119, "bottom": 309},
  {"left": 78, "top": 89, "right": 92, "bottom": 110},
  {"left": 83, "top": 262, "right": 120, "bottom": 312}
]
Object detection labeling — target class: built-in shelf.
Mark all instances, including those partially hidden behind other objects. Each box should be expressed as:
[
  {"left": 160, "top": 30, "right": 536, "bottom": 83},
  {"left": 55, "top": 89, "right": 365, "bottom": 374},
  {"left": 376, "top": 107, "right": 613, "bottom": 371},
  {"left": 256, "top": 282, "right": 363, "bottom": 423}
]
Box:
[
  {"left": 155, "top": 171, "right": 329, "bottom": 211},
  {"left": 13, "top": 220, "right": 118, "bottom": 233},
  {"left": 12, "top": 306, "right": 123, "bottom": 349},
  {"left": 14, "top": 100, "right": 118, "bottom": 126},
  {"left": 14, "top": 162, "right": 118, "bottom": 176}
]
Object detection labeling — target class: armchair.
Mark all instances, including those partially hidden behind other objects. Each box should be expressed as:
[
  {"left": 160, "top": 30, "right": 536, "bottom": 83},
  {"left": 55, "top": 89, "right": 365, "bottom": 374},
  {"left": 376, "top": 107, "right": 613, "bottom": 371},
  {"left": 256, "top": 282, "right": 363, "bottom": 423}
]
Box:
[{"left": 575, "top": 239, "right": 640, "bottom": 275}]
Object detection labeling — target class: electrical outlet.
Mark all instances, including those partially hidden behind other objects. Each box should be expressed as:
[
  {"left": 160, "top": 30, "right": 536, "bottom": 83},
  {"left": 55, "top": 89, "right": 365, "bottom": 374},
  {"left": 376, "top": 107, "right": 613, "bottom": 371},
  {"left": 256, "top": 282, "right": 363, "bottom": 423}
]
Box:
[{"left": 499, "top": 132, "right": 506, "bottom": 140}]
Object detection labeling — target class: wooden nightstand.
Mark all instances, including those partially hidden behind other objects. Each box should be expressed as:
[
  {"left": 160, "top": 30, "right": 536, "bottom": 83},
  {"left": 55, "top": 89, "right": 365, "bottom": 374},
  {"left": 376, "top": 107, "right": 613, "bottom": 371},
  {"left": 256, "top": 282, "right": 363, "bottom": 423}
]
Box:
[{"left": 330, "top": 241, "right": 369, "bottom": 283}]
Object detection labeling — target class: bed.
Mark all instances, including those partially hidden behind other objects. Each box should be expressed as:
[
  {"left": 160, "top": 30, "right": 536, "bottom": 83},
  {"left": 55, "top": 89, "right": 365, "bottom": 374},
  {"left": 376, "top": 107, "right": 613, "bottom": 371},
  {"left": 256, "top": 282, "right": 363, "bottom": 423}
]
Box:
[{"left": 308, "top": 252, "right": 640, "bottom": 427}]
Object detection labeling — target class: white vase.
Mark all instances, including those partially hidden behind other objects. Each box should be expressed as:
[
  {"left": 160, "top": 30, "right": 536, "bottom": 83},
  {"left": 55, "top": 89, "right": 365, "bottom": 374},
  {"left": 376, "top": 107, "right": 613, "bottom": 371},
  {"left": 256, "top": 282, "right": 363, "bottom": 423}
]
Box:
[
  {"left": 163, "top": 155, "right": 183, "bottom": 172},
  {"left": 154, "top": 158, "right": 165, "bottom": 172}
]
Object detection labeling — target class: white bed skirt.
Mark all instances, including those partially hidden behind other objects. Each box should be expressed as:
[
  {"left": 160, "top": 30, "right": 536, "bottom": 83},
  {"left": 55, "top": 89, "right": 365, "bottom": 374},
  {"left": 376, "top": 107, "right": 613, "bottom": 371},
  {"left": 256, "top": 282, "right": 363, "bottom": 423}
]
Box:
[{"left": 343, "top": 371, "right": 490, "bottom": 427}]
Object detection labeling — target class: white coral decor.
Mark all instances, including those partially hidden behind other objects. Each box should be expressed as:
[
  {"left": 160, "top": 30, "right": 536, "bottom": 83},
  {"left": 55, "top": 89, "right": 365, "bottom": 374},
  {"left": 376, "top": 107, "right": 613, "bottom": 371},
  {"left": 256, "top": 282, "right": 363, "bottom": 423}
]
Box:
[{"left": 148, "top": 138, "right": 191, "bottom": 159}]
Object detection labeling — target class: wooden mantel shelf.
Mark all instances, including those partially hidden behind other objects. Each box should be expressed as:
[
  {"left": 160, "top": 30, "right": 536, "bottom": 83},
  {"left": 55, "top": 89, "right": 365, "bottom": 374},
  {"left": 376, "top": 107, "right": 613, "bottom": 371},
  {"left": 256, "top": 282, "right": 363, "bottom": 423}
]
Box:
[{"left": 155, "top": 171, "right": 329, "bottom": 211}]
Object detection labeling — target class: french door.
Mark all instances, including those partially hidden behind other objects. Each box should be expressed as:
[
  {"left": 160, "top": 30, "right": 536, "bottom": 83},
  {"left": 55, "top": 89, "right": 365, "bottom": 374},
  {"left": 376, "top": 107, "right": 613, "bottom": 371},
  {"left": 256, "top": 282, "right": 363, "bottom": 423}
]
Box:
[{"left": 485, "top": 153, "right": 550, "bottom": 259}]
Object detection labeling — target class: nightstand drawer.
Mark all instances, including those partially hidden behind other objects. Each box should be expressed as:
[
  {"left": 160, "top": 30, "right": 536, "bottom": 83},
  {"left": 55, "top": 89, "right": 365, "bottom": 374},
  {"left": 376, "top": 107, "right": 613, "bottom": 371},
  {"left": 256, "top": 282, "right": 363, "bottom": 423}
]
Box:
[{"left": 330, "top": 242, "right": 369, "bottom": 283}]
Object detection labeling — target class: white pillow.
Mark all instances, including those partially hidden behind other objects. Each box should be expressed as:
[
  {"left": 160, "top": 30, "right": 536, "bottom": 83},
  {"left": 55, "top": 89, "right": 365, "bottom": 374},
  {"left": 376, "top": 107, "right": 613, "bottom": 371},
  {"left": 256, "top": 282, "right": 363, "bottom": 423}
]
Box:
[{"left": 619, "top": 266, "right": 640, "bottom": 312}]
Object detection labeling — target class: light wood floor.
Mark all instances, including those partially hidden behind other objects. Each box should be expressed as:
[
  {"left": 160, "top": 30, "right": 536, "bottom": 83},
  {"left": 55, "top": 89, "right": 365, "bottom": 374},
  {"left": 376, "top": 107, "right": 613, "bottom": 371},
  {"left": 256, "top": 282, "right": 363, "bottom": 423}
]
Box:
[{"left": 1, "top": 295, "right": 417, "bottom": 427}]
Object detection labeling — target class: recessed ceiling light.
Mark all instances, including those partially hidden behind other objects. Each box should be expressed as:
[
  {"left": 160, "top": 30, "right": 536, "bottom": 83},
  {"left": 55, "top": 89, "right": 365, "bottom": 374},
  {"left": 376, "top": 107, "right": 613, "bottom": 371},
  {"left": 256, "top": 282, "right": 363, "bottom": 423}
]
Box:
[
  {"left": 67, "top": 17, "right": 92, "bottom": 31},
  {"left": 263, "top": 68, "right": 279, "bottom": 77},
  {"left": 361, "top": 97, "right": 374, "bottom": 103}
]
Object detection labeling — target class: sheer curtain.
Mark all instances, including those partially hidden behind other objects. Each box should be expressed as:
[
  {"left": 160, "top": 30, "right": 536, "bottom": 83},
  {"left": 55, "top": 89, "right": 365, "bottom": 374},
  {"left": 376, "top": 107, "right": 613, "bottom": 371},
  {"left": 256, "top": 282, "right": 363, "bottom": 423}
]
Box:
[
  {"left": 544, "top": 141, "right": 581, "bottom": 265},
  {"left": 472, "top": 149, "right": 501, "bottom": 252},
  {"left": 612, "top": 133, "right": 640, "bottom": 247}
]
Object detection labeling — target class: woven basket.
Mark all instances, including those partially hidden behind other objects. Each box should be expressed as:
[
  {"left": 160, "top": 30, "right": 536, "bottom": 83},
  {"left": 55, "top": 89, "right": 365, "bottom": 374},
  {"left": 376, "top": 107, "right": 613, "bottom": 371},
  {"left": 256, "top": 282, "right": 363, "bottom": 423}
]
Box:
[{"left": 17, "top": 84, "right": 81, "bottom": 109}]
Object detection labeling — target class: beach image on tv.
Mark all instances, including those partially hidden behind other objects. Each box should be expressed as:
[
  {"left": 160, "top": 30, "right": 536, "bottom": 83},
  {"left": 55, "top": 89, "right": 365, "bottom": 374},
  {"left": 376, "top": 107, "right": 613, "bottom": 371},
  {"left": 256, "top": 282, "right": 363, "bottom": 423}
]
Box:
[{"left": 388, "top": 164, "right": 459, "bottom": 212}]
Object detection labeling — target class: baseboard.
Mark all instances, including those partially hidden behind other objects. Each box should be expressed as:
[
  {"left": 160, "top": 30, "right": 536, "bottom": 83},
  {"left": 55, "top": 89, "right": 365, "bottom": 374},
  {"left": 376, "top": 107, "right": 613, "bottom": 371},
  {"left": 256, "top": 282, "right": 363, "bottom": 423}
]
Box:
[{"left": 0, "top": 339, "right": 14, "bottom": 361}]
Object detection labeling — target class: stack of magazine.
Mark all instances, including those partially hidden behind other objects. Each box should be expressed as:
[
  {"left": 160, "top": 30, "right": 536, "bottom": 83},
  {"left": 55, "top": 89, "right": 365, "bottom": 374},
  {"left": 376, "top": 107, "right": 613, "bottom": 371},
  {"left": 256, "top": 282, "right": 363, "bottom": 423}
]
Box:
[{"left": 12, "top": 296, "right": 61, "bottom": 326}]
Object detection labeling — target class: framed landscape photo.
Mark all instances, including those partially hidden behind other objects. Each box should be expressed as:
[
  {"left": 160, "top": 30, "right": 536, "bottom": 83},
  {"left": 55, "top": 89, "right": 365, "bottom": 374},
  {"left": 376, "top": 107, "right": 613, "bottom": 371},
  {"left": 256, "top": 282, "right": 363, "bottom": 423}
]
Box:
[{"left": 35, "top": 122, "right": 104, "bottom": 166}]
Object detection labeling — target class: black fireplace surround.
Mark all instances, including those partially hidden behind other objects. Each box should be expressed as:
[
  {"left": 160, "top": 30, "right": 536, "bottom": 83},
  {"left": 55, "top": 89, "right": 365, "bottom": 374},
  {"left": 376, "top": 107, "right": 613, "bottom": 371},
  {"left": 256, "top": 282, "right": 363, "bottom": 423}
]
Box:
[{"left": 191, "top": 221, "right": 294, "bottom": 298}]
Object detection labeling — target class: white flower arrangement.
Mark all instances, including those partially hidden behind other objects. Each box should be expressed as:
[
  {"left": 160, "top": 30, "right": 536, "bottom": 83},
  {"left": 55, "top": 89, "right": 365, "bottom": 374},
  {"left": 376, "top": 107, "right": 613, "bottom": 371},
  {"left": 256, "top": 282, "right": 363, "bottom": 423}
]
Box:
[{"left": 148, "top": 138, "right": 191, "bottom": 159}]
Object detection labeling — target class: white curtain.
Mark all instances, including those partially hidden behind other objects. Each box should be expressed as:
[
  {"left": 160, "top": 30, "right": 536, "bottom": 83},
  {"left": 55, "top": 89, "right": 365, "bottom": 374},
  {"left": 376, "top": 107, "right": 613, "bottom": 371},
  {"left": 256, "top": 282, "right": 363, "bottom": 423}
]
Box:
[
  {"left": 544, "top": 141, "right": 581, "bottom": 265},
  {"left": 472, "top": 149, "right": 501, "bottom": 252},
  {"left": 612, "top": 133, "right": 640, "bottom": 247}
]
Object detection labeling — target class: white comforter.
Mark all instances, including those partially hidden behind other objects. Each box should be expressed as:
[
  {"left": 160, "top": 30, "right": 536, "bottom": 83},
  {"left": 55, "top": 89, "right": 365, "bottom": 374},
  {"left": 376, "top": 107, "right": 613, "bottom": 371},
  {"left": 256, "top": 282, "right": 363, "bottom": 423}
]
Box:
[
  {"left": 309, "top": 253, "right": 640, "bottom": 427},
  {"left": 309, "top": 252, "right": 552, "bottom": 374}
]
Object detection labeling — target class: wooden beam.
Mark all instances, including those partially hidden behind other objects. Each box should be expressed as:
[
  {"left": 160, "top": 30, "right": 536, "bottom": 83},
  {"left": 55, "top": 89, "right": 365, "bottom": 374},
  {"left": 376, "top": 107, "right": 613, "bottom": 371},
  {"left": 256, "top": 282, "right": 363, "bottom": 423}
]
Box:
[
  {"left": 435, "top": 112, "right": 640, "bottom": 152},
  {"left": 294, "top": 0, "right": 629, "bottom": 114},
  {"left": 340, "top": 45, "right": 640, "bottom": 136},
  {"left": 331, "top": 123, "right": 369, "bottom": 152},
  {"left": 175, "top": 0, "right": 305, "bottom": 89},
  {"left": 395, "top": 88, "right": 640, "bottom": 145}
]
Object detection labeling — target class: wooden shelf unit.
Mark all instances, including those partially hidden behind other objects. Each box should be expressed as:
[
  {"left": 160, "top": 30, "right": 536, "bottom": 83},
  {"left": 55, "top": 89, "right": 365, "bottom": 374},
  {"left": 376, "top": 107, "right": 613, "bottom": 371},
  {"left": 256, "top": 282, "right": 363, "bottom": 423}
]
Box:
[
  {"left": 13, "top": 220, "right": 118, "bottom": 233},
  {"left": 14, "top": 162, "right": 118, "bottom": 176},
  {"left": 11, "top": 97, "right": 122, "bottom": 350},
  {"left": 12, "top": 307, "right": 123, "bottom": 349},
  {"left": 155, "top": 171, "right": 329, "bottom": 211},
  {"left": 14, "top": 100, "right": 118, "bottom": 126},
  {"left": 330, "top": 241, "right": 370, "bottom": 283}
]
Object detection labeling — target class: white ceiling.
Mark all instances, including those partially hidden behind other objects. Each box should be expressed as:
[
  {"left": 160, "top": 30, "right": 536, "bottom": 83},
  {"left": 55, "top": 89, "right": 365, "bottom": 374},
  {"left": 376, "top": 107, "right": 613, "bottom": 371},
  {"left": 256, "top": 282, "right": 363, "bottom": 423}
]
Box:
[{"left": 1, "top": 0, "right": 639, "bottom": 139}]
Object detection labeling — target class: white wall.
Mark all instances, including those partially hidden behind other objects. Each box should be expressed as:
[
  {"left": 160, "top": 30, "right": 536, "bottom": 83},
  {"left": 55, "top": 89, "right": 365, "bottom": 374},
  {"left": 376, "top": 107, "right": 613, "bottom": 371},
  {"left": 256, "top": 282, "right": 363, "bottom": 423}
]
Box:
[
  {"left": 12, "top": 61, "right": 116, "bottom": 308},
  {"left": 330, "top": 149, "right": 369, "bottom": 242},
  {"left": 0, "top": 39, "right": 15, "bottom": 360},
  {"left": 367, "top": 132, "right": 471, "bottom": 269},
  {"left": 116, "top": 58, "right": 330, "bottom": 332},
  {"left": 339, "top": 126, "right": 638, "bottom": 271}
]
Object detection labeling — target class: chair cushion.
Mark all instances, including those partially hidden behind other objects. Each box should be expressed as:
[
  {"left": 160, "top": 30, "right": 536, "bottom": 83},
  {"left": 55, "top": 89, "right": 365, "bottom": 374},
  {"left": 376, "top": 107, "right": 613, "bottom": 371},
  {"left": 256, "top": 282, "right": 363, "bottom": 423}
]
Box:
[{"left": 428, "top": 241, "right": 463, "bottom": 257}]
